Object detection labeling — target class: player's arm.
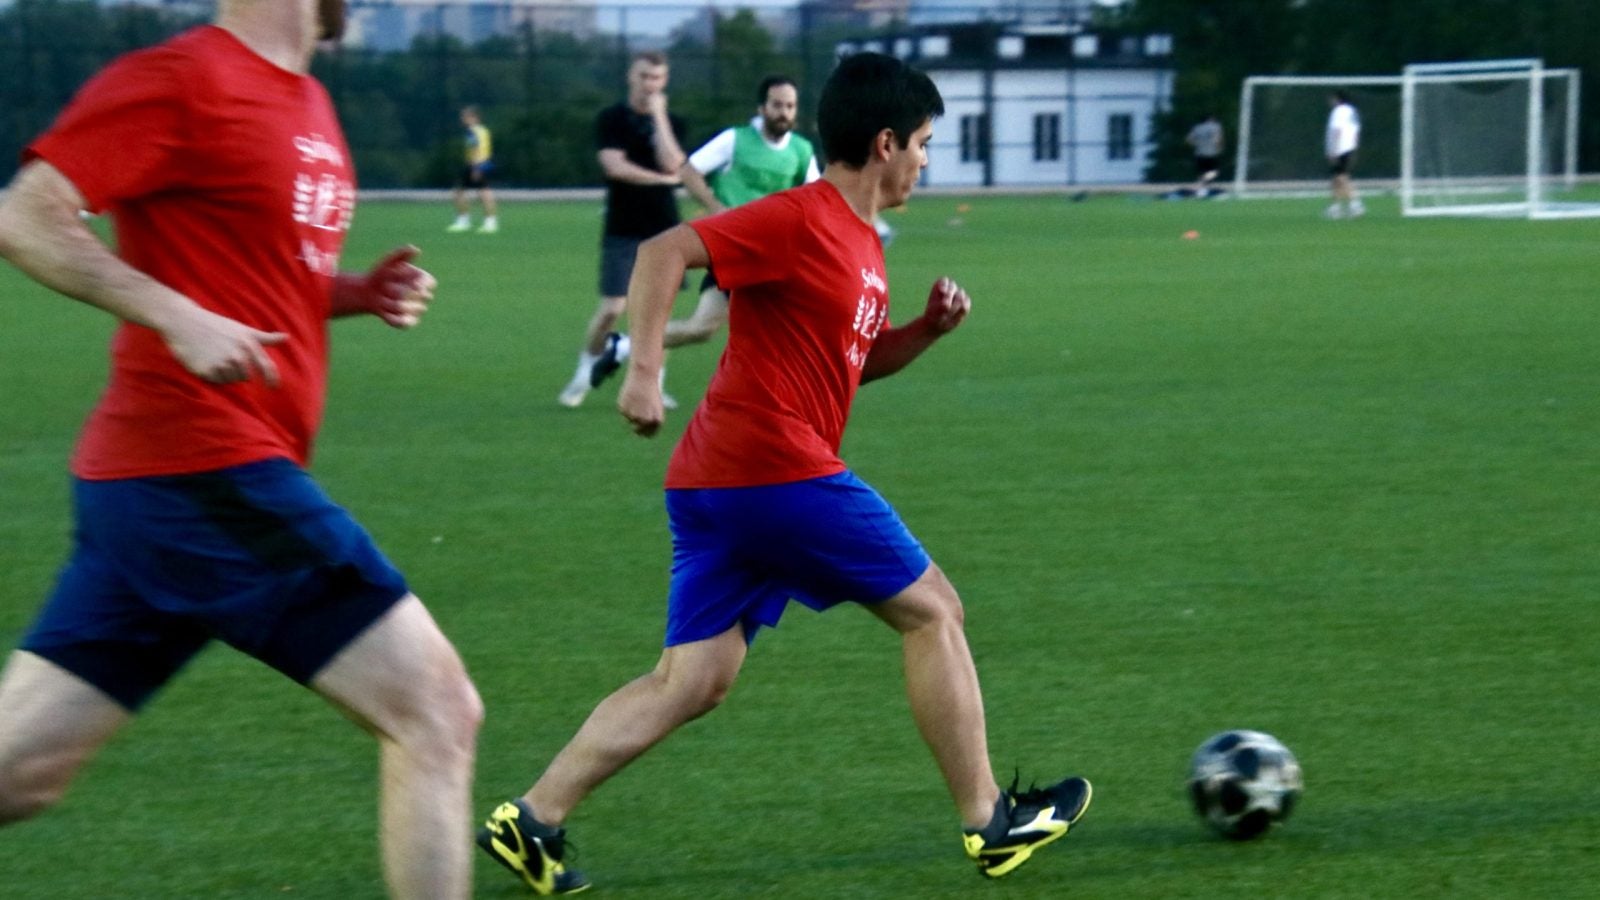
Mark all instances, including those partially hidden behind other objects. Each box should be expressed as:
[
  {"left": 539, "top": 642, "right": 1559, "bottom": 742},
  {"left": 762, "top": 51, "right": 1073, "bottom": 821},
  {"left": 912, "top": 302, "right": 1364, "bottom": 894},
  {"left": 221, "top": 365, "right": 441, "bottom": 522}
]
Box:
[
  {"left": 598, "top": 148, "right": 680, "bottom": 186},
  {"left": 645, "top": 94, "right": 688, "bottom": 173},
  {"left": 0, "top": 159, "right": 287, "bottom": 385},
  {"left": 679, "top": 165, "right": 724, "bottom": 214},
  {"left": 617, "top": 224, "right": 710, "bottom": 436},
  {"left": 681, "top": 129, "right": 733, "bottom": 213},
  {"left": 331, "top": 246, "right": 437, "bottom": 329},
  {"left": 860, "top": 277, "right": 970, "bottom": 384}
]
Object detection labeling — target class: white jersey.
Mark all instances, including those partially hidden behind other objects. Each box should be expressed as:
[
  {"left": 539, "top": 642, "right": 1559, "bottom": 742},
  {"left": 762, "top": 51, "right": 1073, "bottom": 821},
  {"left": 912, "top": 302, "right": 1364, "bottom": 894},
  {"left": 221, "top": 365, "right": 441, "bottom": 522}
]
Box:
[
  {"left": 1187, "top": 120, "right": 1224, "bottom": 157},
  {"left": 1326, "top": 103, "right": 1360, "bottom": 157},
  {"left": 688, "top": 116, "right": 822, "bottom": 182}
]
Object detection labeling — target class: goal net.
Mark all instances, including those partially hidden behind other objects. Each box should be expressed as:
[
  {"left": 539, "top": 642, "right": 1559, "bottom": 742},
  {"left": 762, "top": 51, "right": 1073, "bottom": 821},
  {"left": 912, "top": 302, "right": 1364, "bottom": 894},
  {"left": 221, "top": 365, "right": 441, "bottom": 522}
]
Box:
[
  {"left": 1401, "top": 59, "right": 1596, "bottom": 219},
  {"left": 1234, "top": 75, "right": 1401, "bottom": 197}
]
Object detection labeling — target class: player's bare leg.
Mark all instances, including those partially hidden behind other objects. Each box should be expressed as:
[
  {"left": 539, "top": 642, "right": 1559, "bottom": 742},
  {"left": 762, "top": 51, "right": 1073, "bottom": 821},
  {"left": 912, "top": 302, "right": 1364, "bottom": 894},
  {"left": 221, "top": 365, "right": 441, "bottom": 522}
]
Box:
[
  {"left": 873, "top": 564, "right": 1090, "bottom": 876},
  {"left": 662, "top": 287, "right": 729, "bottom": 349},
  {"left": 869, "top": 563, "right": 1001, "bottom": 828},
  {"left": 0, "top": 651, "right": 129, "bottom": 824},
  {"left": 524, "top": 623, "right": 747, "bottom": 825},
  {"left": 314, "top": 595, "right": 483, "bottom": 900}
]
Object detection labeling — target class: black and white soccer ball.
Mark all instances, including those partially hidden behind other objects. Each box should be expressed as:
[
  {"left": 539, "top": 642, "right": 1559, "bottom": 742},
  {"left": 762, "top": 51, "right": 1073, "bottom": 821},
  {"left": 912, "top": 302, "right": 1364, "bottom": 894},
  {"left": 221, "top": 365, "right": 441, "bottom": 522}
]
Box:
[{"left": 1188, "top": 730, "right": 1302, "bottom": 840}]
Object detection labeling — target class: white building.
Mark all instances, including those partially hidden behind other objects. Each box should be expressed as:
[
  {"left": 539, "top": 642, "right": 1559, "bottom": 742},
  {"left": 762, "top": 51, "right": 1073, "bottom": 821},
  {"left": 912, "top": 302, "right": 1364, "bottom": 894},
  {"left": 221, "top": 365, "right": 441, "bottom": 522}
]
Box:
[{"left": 839, "top": 22, "right": 1172, "bottom": 186}]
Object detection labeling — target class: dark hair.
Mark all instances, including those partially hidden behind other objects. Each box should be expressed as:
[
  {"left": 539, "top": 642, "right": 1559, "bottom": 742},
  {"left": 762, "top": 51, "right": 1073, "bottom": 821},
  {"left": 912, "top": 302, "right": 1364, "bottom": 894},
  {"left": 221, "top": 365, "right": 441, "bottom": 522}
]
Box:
[
  {"left": 757, "top": 75, "right": 798, "bottom": 105},
  {"left": 632, "top": 50, "right": 668, "bottom": 68},
  {"left": 818, "top": 52, "right": 944, "bottom": 167},
  {"left": 1332, "top": 90, "right": 1352, "bottom": 105}
]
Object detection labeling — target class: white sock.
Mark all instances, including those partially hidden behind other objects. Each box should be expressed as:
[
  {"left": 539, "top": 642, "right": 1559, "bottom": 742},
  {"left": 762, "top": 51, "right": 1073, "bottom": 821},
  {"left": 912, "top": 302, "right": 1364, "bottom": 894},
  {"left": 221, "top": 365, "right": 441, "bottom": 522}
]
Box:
[{"left": 573, "top": 350, "right": 598, "bottom": 382}]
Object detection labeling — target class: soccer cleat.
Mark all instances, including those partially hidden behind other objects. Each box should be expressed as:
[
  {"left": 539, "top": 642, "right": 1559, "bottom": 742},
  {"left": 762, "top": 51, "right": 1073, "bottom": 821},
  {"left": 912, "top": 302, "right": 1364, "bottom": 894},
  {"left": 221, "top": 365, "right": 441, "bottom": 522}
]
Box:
[
  {"left": 558, "top": 380, "right": 589, "bottom": 408},
  {"left": 1323, "top": 204, "right": 1345, "bottom": 220},
  {"left": 963, "top": 776, "right": 1092, "bottom": 878},
  {"left": 477, "top": 219, "right": 499, "bottom": 234},
  {"left": 447, "top": 218, "right": 472, "bottom": 233},
  {"left": 588, "top": 332, "right": 629, "bottom": 388},
  {"left": 477, "top": 799, "right": 590, "bottom": 895}
]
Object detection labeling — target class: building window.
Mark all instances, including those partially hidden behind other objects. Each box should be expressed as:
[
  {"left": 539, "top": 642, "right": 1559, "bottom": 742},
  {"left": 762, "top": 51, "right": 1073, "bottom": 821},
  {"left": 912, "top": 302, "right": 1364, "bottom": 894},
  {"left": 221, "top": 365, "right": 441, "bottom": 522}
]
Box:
[
  {"left": 1107, "top": 113, "right": 1133, "bottom": 160},
  {"left": 1032, "top": 113, "right": 1061, "bottom": 162},
  {"left": 960, "top": 114, "right": 989, "bottom": 163}
]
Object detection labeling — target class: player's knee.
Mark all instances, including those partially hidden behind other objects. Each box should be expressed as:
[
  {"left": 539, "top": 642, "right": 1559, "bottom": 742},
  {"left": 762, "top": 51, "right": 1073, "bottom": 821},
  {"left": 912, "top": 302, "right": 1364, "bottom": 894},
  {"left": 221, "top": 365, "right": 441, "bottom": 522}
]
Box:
[
  {"left": 665, "top": 667, "right": 736, "bottom": 720},
  {"left": 387, "top": 660, "right": 482, "bottom": 766},
  {"left": 0, "top": 757, "right": 71, "bottom": 824},
  {"left": 890, "top": 564, "right": 967, "bottom": 633}
]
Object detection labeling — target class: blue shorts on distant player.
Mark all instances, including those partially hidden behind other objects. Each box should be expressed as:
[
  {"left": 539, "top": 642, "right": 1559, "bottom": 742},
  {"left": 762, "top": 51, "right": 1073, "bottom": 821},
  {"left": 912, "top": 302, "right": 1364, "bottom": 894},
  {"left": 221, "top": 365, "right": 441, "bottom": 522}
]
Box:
[
  {"left": 21, "top": 457, "right": 408, "bottom": 711},
  {"left": 664, "top": 470, "right": 931, "bottom": 646}
]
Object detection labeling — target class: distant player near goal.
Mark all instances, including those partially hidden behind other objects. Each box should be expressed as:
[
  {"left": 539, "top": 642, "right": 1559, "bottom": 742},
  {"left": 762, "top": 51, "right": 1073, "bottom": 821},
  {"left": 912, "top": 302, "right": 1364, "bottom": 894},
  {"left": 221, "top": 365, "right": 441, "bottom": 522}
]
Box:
[
  {"left": 1325, "top": 90, "right": 1365, "bottom": 219},
  {"left": 1185, "top": 113, "right": 1225, "bottom": 196},
  {"left": 476, "top": 52, "right": 1091, "bottom": 895}
]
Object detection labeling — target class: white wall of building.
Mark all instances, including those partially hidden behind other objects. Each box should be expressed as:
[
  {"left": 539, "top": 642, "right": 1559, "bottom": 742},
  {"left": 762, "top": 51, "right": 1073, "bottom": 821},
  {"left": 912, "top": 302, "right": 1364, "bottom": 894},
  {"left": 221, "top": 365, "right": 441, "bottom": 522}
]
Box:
[{"left": 925, "top": 67, "right": 1168, "bottom": 186}]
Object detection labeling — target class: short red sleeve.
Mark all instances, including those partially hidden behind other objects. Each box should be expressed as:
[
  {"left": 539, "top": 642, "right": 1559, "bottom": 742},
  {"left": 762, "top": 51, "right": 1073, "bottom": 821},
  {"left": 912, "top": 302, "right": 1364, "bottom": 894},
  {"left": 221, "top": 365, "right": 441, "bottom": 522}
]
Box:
[
  {"left": 24, "top": 48, "right": 186, "bottom": 211},
  {"left": 689, "top": 191, "right": 804, "bottom": 293}
]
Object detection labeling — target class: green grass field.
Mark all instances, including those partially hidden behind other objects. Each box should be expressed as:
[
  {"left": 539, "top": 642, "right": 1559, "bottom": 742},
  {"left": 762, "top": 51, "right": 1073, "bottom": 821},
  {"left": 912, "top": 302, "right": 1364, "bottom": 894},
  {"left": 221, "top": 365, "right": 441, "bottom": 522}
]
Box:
[{"left": 2, "top": 193, "right": 1597, "bottom": 898}]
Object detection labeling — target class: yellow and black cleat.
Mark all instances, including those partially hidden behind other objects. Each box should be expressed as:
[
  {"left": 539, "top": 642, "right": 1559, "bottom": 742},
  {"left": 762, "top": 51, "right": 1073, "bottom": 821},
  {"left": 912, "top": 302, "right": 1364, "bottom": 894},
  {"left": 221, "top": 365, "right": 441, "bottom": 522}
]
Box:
[
  {"left": 963, "top": 776, "right": 1092, "bottom": 878},
  {"left": 477, "top": 799, "right": 591, "bottom": 895}
]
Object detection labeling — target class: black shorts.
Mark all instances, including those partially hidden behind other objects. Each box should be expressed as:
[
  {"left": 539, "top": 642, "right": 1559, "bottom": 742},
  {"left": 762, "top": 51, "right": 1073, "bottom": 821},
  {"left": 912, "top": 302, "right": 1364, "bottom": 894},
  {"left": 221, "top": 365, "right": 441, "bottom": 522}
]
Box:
[
  {"left": 1194, "top": 155, "right": 1221, "bottom": 176},
  {"left": 1329, "top": 152, "right": 1355, "bottom": 176},
  {"left": 598, "top": 235, "right": 644, "bottom": 298},
  {"left": 698, "top": 269, "right": 722, "bottom": 295},
  {"left": 458, "top": 163, "right": 490, "bottom": 188}
]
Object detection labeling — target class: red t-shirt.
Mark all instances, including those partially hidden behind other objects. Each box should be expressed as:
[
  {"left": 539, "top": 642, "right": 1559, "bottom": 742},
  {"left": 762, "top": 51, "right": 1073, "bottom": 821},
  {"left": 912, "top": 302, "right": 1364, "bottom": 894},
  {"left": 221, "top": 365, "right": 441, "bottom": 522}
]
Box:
[
  {"left": 25, "top": 26, "right": 355, "bottom": 480},
  {"left": 668, "top": 180, "right": 890, "bottom": 489}
]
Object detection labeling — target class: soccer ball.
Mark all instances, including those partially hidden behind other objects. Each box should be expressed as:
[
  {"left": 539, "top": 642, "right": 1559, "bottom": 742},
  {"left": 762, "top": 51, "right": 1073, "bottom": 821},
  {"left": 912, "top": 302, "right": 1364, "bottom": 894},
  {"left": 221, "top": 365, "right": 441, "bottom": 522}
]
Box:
[{"left": 1188, "top": 730, "right": 1302, "bottom": 840}]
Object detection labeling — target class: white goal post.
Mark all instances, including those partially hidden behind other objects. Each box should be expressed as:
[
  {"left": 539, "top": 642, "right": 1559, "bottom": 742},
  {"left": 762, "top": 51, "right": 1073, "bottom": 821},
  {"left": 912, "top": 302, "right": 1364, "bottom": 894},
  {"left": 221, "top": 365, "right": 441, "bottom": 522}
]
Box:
[{"left": 1400, "top": 59, "right": 1597, "bottom": 219}]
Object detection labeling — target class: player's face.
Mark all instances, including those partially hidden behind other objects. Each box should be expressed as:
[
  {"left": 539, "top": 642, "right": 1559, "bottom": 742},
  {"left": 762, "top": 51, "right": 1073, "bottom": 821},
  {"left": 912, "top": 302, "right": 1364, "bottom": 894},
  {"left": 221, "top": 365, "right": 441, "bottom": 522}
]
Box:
[
  {"left": 884, "top": 118, "right": 933, "bottom": 208},
  {"left": 317, "top": 0, "right": 347, "bottom": 41},
  {"left": 628, "top": 61, "right": 670, "bottom": 105},
  {"left": 759, "top": 84, "right": 799, "bottom": 138}
]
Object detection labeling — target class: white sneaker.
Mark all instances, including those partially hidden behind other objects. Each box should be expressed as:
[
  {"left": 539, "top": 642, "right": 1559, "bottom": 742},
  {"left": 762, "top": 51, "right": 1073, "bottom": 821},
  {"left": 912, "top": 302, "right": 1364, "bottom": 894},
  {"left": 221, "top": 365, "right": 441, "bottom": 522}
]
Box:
[
  {"left": 447, "top": 217, "right": 471, "bottom": 233},
  {"left": 1348, "top": 201, "right": 1366, "bottom": 218},
  {"left": 477, "top": 218, "right": 499, "bottom": 234},
  {"left": 558, "top": 380, "right": 589, "bottom": 408},
  {"left": 1323, "top": 204, "right": 1345, "bottom": 220}
]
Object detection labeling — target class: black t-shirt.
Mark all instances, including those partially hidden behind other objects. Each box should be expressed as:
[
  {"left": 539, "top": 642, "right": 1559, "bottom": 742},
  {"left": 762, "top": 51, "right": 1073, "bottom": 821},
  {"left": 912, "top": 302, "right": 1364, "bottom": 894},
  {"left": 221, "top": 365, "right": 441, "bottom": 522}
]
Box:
[{"left": 596, "top": 102, "right": 687, "bottom": 238}]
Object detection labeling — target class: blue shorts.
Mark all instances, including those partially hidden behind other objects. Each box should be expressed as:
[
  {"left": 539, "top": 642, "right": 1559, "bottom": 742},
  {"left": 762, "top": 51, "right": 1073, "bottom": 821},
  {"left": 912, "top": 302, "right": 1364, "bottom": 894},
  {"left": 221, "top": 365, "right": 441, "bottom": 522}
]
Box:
[
  {"left": 664, "top": 470, "right": 931, "bottom": 646},
  {"left": 20, "top": 458, "right": 409, "bottom": 711}
]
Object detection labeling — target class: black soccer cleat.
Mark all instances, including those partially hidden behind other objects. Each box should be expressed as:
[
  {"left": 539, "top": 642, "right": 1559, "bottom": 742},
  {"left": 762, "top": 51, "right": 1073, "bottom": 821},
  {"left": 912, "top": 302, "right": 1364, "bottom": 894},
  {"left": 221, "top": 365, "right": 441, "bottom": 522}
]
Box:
[
  {"left": 962, "top": 776, "right": 1092, "bottom": 878},
  {"left": 477, "top": 799, "right": 591, "bottom": 895},
  {"left": 588, "top": 332, "right": 628, "bottom": 388}
]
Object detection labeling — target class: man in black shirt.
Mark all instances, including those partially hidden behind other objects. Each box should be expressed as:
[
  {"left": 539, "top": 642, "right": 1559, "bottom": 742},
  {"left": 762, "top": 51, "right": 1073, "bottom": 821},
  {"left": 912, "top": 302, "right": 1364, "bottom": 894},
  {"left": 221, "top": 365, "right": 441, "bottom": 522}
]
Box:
[{"left": 559, "top": 50, "right": 688, "bottom": 409}]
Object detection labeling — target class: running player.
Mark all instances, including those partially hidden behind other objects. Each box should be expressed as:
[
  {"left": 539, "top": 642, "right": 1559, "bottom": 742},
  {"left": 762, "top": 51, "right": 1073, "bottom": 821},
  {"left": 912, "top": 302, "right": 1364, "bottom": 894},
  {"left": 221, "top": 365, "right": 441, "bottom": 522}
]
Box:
[
  {"left": 0, "top": 3, "right": 480, "bottom": 898},
  {"left": 478, "top": 52, "right": 1091, "bottom": 895}
]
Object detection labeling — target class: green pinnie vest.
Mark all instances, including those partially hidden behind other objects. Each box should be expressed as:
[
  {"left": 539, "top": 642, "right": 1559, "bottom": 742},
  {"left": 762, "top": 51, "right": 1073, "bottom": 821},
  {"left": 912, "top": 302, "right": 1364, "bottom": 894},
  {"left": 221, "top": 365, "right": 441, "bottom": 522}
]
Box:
[{"left": 711, "top": 125, "right": 815, "bottom": 208}]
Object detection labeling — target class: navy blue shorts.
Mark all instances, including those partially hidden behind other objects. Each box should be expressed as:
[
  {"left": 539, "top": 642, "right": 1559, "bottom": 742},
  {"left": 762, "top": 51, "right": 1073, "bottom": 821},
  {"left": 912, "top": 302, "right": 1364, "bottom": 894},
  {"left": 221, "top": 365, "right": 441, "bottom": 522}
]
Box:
[
  {"left": 20, "top": 458, "right": 409, "bottom": 711},
  {"left": 664, "top": 470, "right": 931, "bottom": 646}
]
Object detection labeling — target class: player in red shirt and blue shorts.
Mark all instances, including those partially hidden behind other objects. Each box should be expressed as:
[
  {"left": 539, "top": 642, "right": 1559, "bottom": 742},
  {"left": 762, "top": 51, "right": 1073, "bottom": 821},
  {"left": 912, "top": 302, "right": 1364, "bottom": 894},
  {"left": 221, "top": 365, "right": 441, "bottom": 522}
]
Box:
[
  {"left": 0, "top": 4, "right": 481, "bottom": 898},
  {"left": 478, "top": 53, "right": 1091, "bottom": 894}
]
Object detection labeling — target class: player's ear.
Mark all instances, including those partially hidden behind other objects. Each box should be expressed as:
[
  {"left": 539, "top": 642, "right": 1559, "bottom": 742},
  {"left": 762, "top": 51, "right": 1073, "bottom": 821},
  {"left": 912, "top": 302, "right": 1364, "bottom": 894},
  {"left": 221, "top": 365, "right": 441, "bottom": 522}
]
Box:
[{"left": 873, "top": 129, "right": 896, "bottom": 163}]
